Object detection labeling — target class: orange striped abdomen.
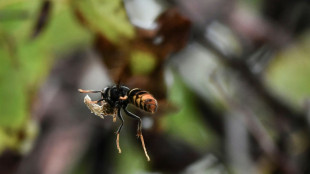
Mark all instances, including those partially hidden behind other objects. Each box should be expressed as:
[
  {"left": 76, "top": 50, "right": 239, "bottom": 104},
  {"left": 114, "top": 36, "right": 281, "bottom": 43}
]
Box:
[{"left": 128, "top": 88, "right": 158, "bottom": 113}]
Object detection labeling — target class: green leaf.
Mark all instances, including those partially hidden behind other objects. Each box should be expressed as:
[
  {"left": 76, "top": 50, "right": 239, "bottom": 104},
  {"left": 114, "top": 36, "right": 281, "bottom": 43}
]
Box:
[
  {"left": 73, "top": 0, "right": 135, "bottom": 44},
  {"left": 163, "top": 73, "right": 217, "bottom": 150},
  {"left": 266, "top": 33, "right": 310, "bottom": 108},
  {"left": 0, "top": 0, "right": 91, "bottom": 152},
  {"left": 130, "top": 51, "right": 157, "bottom": 75}
]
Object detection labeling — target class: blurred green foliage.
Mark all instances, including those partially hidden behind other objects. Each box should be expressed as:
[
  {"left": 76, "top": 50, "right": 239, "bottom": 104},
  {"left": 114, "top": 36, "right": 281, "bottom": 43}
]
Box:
[
  {"left": 163, "top": 73, "right": 217, "bottom": 151},
  {"left": 266, "top": 33, "right": 310, "bottom": 108},
  {"left": 130, "top": 50, "right": 157, "bottom": 75},
  {"left": 73, "top": 0, "right": 135, "bottom": 44},
  {"left": 0, "top": 0, "right": 152, "bottom": 169},
  {"left": 0, "top": 0, "right": 92, "bottom": 153}
]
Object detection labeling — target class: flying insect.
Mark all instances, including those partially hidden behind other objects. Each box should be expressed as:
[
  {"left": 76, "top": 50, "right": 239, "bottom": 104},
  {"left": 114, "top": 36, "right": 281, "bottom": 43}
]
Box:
[{"left": 78, "top": 84, "right": 158, "bottom": 161}]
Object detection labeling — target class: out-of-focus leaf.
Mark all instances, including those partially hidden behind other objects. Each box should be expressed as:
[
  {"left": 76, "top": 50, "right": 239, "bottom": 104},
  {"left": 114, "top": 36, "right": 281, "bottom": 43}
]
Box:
[
  {"left": 0, "top": 120, "right": 38, "bottom": 154},
  {"left": 130, "top": 50, "right": 156, "bottom": 75},
  {"left": 0, "top": 128, "right": 19, "bottom": 152},
  {"left": 0, "top": 1, "right": 40, "bottom": 37},
  {"left": 0, "top": 68, "right": 27, "bottom": 128},
  {"left": 162, "top": 74, "right": 216, "bottom": 150},
  {"left": 72, "top": 0, "right": 135, "bottom": 44},
  {"left": 265, "top": 33, "right": 310, "bottom": 108},
  {"left": 0, "top": 0, "right": 91, "bottom": 153},
  {"left": 156, "top": 8, "right": 191, "bottom": 50}
]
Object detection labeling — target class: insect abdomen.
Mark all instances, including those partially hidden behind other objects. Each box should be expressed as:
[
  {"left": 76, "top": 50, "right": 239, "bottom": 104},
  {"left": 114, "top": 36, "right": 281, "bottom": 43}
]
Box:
[{"left": 128, "top": 88, "right": 158, "bottom": 113}]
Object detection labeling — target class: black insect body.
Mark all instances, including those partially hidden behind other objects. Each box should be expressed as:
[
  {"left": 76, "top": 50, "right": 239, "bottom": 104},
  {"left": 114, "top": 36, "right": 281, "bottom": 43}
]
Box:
[{"left": 78, "top": 85, "right": 158, "bottom": 161}]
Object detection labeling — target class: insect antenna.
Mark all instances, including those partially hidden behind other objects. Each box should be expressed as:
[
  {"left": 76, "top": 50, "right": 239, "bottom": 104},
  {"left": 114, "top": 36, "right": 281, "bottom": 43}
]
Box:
[{"left": 116, "top": 78, "right": 121, "bottom": 90}]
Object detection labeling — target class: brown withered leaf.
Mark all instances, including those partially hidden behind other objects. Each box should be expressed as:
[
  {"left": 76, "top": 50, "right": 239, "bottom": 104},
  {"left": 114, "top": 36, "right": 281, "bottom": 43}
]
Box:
[
  {"left": 135, "top": 8, "right": 192, "bottom": 59},
  {"left": 154, "top": 8, "right": 192, "bottom": 57},
  {"left": 93, "top": 33, "right": 130, "bottom": 82},
  {"left": 93, "top": 8, "right": 191, "bottom": 102}
]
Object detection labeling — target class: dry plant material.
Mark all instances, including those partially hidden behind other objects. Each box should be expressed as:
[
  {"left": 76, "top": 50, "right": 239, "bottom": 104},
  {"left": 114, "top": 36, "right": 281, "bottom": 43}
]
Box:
[{"left": 83, "top": 95, "right": 117, "bottom": 120}]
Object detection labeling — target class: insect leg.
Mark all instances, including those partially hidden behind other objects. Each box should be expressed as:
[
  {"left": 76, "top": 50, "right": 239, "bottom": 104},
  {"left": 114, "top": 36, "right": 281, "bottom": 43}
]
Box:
[
  {"left": 123, "top": 106, "right": 150, "bottom": 161},
  {"left": 116, "top": 107, "right": 124, "bottom": 153},
  {"left": 116, "top": 108, "right": 124, "bottom": 134},
  {"left": 122, "top": 107, "right": 142, "bottom": 136}
]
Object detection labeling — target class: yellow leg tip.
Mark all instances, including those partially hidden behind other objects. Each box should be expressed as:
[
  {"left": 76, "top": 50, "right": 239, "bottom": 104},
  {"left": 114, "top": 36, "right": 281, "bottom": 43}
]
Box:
[
  {"left": 116, "top": 133, "right": 122, "bottom": 154},
  {"left": 139, "top": 134, "right": 151, "bottom": 161}
]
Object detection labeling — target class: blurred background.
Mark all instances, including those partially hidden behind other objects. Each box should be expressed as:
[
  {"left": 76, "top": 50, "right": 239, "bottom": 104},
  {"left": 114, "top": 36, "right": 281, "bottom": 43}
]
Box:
[{"left": 0, "top": 0, "right": 309, "bottom": 174}]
